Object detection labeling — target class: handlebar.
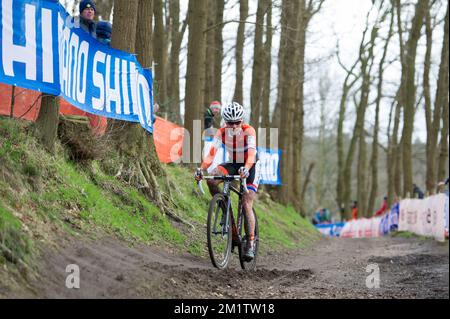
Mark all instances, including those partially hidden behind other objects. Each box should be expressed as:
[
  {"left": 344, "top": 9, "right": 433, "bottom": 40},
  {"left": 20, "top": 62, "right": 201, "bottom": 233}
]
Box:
[{"left": 197, "top": 175, "right": 249, "bottom": 195}]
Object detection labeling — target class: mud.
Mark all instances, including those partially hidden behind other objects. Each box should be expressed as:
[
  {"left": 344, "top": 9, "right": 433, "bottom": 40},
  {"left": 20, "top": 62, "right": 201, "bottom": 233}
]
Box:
[{"left": 2, "top": 235, "right": 448, "bottom": 299}]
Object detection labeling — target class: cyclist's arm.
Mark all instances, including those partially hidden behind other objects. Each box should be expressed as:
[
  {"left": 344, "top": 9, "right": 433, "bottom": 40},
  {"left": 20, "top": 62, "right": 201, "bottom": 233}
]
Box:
[{"left": 200, "top": 130, "right": 222, "bottom": 171}]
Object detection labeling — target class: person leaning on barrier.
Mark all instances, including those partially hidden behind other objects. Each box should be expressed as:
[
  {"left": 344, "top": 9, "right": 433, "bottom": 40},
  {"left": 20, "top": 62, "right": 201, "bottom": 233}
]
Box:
[
  {"left": 351, "top": 201, "right": 358, "bottom": 220},
  {"left": 76, "top": 0, "right": 97, "bottom": 38},
  {"left": 413, "top": 183, "right": 424, "bottom": 199},
  {"left": 96, "top": 21, "right": 112, "bottom": 46},
  {"left": 374, "top": 196, "right": 388, "bottom": 217},
  {"left": 204, "top": 101, "right": 222, "bottom": 138}
]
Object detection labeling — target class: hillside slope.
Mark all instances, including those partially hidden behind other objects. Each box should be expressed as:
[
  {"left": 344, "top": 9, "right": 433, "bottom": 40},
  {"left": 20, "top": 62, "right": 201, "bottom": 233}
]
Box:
[{"left": 0, "top": 117, "right": 320, "bottom": 296}]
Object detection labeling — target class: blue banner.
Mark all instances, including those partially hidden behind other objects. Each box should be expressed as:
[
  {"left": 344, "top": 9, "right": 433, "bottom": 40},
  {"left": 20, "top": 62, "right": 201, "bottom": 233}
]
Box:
[
  {"left": 257, "top": 147, "right": 281, "bottom": 185},
  {"left": 0, "top": 0, "right": 154, "bottom": 133}
]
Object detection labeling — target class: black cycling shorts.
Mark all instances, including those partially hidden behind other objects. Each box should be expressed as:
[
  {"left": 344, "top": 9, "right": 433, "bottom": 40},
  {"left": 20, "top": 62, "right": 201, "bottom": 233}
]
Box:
[{"left": 217, "top": 162, "right": 261, "bottom": 193}]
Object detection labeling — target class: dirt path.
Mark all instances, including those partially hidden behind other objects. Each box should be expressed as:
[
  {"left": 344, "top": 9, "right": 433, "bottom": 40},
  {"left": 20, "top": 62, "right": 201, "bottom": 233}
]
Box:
[{"left": 4, "top": 235, "right": 449, "bottom": 299}]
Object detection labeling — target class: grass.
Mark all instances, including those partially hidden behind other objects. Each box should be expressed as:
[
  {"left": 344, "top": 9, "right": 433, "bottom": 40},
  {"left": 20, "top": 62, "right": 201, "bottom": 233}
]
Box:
[
  {"left": 0, "top": 116, "right": 319, "bottom": 268},
  {"left": 0, "top": 202, "right": 31, "bottom": 265}
]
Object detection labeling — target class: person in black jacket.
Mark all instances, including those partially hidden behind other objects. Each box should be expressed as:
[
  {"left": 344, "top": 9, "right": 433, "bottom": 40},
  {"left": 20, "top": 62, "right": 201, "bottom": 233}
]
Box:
[
  {"left": 96, "top": 21, "right": 112, "bottom": 45},
  {"left": 413, "top": 183, "right": 425, "bottom": 199},
  {"left": 204, "top": 101, "right": 221, "bottom": 138},
  {"left": 77, "top": 0, "right": 97, "bottom": 38}
]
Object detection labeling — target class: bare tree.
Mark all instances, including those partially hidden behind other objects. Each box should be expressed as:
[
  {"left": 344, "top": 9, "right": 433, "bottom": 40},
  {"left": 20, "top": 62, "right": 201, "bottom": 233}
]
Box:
[
  {"left": 250, "top": 0, "right": 267, "bottom": 128},
  {"left": 233, "top": 0, "right": 248, "bottom": 105},
  {"left": 168, "top": 0, "right": 188, "bottom": 124},
  {"left": 399, "top": 0, "right": 428, "bottom": 197},
  {"left": 368, "top": 6, "right": 394, "bottom": 215},
  {"left": 184, "top": 0, "right": 207, "bottom": 154},
  {"left": 437, "top": 2, "right": 449, "bottom": 183},
  {"left": 153, "top": 0, "right": 168, "bottom": 112}
]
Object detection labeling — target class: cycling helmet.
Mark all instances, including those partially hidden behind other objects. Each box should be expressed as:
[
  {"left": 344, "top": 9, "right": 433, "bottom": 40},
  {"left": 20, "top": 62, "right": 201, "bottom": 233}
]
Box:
[{"left": 221, "top": 102, "right": 245, "bottom": 122}]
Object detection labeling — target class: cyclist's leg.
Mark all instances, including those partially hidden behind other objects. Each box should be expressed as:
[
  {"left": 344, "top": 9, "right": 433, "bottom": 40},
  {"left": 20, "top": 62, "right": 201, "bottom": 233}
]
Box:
[
  {"left": 242, "top": 163, "right": 259, "bottom": 258},
  {"left": 206, "top": 163, "right": 235, "bottom": 196},
  {"left": 242, "top": 191, "right": 257, "bottom": 239}
]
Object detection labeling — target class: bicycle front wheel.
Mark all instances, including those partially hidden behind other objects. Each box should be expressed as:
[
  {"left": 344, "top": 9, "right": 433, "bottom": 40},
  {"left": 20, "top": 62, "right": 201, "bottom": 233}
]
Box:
[{"left": 207, "top": 194, "right": 232, "bottom": 269}]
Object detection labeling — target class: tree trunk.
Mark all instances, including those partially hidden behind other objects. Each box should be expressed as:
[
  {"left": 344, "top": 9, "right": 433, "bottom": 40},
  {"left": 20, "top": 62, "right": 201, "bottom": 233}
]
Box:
[
  {"left": 250, "top": 0, "right": 267, "bottom": 128},
  {"left": 153, "top": 0, "right": 167, "bottom": 111},
  {"left": 424, "top": 2, "right": 441, "bottom": 194},
  {"left": 400, "top": 0, "right": 428, "bottom": 197},
  {"left": 336, "top": 59, "right": 359, "bottom": 216},
  {"left": 272, "top": 4, "right": 288, "bottom": 129},
  {"left": 342, "top": 16, "right": 375, "bottom": 218},
  {"left": 437, "top": 3, "right": 449, "bottom": 182},
  {"left": 214, "top": 0, "right": 224, "bottom": 103},
  {"left": 9, "top": 86, "right": 16, "bottom": 118},
  {"left": 35, "top": 94, "right": 60, "bottom": 154},
  {"left": 368, "top": 8, "right": 394, "bottom": 215},
  {"left": 292, "top": 0, "right": 306, "bottom": 214},
  {"left": 184, "top": 0, "right": 207, "bottom": 162},
  {"left": 261, "top": 1, "right": 272, "bottom": 133},
  {"left": 204, "top": 0, "right": 217, "bottom": 106},
  {"left": 278, "top": 0, "right": 299, "bottom": 204},
  {"left": 168, "top": 0, "right": 187, "bottom": 124},
  {"left": 233, "top": 0, "right": 248, "bottom": 105}
]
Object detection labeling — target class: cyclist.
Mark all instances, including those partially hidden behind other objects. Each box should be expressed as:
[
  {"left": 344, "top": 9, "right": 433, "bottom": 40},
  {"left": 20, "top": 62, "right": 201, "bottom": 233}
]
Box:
[{"left": 195, "top": 102, "right": 260, "bottom": 261}]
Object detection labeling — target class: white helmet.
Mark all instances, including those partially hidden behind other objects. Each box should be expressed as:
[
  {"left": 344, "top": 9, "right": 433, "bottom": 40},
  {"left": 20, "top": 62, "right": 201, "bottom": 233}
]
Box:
[{"left": 221, "top": 102, "right": 245, "bottom": 122}]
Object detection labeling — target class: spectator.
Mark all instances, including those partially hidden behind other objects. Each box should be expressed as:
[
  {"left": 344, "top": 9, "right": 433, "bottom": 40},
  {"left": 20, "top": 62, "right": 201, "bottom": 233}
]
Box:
[
  {"left": 204, "top": 101, "right": 221, "bottom": 138},
  {"left": 322, "top": 208, "right": 332, "bottom": 223},
  {"left": 351, "top": 201, "right": 358, "bottom": 220},
  {"left": 312, "top": 208, "right": 332, "bottom": 225},
  {"left": 76, "top": 0, "right": 97, "bottom": 38},
  {"left": 437, "top": 177, "right": 449, "bottom": 195},
  {"left": 96, "top": 21, "right": 112, "bottom": 46},
  {"left": 374, "top": 196, "right": 388, "bottom": 217},
  {"left": 413, "top": 183, "right": 424, "bottom": 199}
]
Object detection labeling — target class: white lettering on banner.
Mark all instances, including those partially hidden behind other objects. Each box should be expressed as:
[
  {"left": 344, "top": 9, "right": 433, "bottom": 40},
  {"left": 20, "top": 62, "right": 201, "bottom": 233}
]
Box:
[
  {"left": 2, "top": 0, "right": 37, "bottom": 80},
  {"left": 92, "top": 51, "right": 106, "bottom": 110},
  {"left": 258, "top": 151, "right": 279, "bottom": 183},
  {"left": 137, "top": 73, "right": 152, "bottom": 127},
  {"left": 67, "top": 31, "right": 79, "bottom": 99},
  {"left": 129, "top": 62, "right": 139, "bottom": 115},
  {"left": 60, "top": 23, "right": 70, "bottom": 94},
  {"left": 121, "top": 60, "right": 130, "bottom": 115},
  {"left": 42, "top": 8, "right": 54, "bottom": 83},
  {"left": 76, "top": 41, "right": 88, "bottom": 103},
  {"left": 1, "top": 0, "right": 154, "bottom": 133},
  {"left": 105, "top": 55, "right": 121, "bottom": 114}
]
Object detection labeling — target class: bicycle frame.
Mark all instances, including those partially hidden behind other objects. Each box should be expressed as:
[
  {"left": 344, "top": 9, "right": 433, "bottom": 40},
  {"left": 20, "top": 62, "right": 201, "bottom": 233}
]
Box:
[
  {"left": 199, "top": 175, "right": 258, "bottom": 269},
  {"left": 198, "top": 175, "right": 248, "bottom": 240}
]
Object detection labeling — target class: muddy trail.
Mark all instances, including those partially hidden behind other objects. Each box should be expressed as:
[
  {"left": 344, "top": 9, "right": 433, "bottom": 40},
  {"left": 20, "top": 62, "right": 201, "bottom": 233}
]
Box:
[{"left": 3, "top": 235, "right": 448, "bottom": 299}]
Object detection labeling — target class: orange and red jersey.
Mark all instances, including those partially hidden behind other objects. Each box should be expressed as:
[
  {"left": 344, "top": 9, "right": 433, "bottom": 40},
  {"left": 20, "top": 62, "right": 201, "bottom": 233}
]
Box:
[{"left": 201, "top": 124, "right": 257, "bottom": 171}]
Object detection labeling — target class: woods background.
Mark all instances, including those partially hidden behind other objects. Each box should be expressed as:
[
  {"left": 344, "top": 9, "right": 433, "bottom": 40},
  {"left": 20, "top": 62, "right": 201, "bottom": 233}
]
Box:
[{"left": 55, "top": 0, "right": 449, "bottom": 220}]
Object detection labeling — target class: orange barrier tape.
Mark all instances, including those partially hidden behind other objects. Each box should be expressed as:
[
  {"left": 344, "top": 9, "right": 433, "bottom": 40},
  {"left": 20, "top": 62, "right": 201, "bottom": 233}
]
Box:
[
  {"left": 1, "top": 84, "right": 183, "bottom": 163},
  {"left": 1, "top": 84, "right": 107, "bottom": 136}
]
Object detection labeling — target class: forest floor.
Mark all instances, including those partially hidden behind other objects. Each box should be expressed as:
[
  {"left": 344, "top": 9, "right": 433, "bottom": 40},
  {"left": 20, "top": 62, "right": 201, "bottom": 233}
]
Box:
[{"left": 3, "top": 235, "right": 448, "bottom": 299}]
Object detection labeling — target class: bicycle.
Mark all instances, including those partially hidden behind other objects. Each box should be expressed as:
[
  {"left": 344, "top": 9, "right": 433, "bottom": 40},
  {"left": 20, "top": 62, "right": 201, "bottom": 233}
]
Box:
[{"left": 197, "top": 173, "right": 259, "bottom": 270}]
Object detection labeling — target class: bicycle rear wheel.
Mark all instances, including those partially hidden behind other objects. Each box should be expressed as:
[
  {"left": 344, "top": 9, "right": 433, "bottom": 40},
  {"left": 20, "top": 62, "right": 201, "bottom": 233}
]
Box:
[
  {"left": 238, "top": 209, "right": 259, "bottom": 270},
  {"left": 207, "top": 194, "right": 232, "bottom": 269}
]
